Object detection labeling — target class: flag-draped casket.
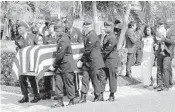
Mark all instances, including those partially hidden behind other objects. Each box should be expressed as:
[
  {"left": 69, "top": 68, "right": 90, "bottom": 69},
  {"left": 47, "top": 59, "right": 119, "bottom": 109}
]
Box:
[{"left": 11, "top": 43, "right": 84, "bottom": 81}]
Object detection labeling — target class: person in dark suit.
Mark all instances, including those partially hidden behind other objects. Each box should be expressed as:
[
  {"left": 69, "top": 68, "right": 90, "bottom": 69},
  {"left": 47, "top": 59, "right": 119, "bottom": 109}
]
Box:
[
  {"left": 15, "top": 21, "right": 40, "bottom": 103},
  {"left": 134, "top": 26, "right": 143, "bottom": 66},
  {"left": 125, "top": 21, "right": 139, "bottom": 77},
  {"left": 102, "top": 21, "right": 120, "bottom": 101},
  {"left": 156, "top": 24, "right": 175, "bottom": 91},
  {"left": 78, "top": 20, "right": 105, "bottom": 103},
  {"left": 50, "top": 25, "right": 76, "bottom": 108}
]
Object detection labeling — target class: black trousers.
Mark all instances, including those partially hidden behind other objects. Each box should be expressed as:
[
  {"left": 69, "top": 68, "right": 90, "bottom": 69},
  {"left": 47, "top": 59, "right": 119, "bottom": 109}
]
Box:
[
  {"left": 157, "top": 54, "right": 164, "bottom": 87},
  {"left": 135, "top": 47, "right": 142, "bottom": 64},
  {"left": 163, "top": 57, "right": 172, "bottom": 88},
  {"left": 81, "top": 69, "right": 103, "bottom": 96},
  {"left": 44, "top": 76, "right": 52, "bottom": 93},
  {"left": 104, "top": 67, "right": 118, "bottom": 93},
  {"left": 54, "top": 72, "right": 75, "bottom": 99},
  {"left": 126, "top": 53, "right": 135, "bottom": 75},
  {"left": 19, "top": 75, "right": 38, "bottom": 97}
]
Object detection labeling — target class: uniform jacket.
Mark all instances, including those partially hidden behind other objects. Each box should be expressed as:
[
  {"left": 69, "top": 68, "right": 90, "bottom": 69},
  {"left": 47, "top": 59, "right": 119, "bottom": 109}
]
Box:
[
  {"left": 15, "top": 32, "right": 38, "bottom": 49},
  {"left": 125, "top": 28, "right": 139, "bottom": 53},
  {"left": 81, "top": 30, "right": 105, "bottom": 70},
  {"left": 53, "top": 33, "right": 76, "bottom": 73},
  {"left": 102, "top": 33, "right": 120, "bottom": 68}
]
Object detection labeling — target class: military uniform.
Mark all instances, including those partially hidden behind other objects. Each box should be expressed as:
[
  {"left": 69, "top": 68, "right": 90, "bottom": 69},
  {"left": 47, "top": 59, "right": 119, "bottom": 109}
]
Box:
[
  {"left": 102, "top": 22, "right": 120, "bottom": 101},
  {"left": 15, "top": 21, "right": 40, "bottom": 103},
  {"left": 78, "top": 21, "right": 105, "bottom": 103},
  {"left": 125, "top": 28, "right": 139, "bottom": 77},
  {"left": 51, "top": 32, "right": 76, "bottom": 107}
]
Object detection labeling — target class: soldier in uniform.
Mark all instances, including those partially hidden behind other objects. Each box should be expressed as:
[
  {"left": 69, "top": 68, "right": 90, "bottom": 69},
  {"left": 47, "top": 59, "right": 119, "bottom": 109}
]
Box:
[
  {"left": 78, "top": 20, "right": 105, "bottom": 103},
  {"left": 102, "top": 22, "right": 120, "bottom": 101},
  {"left": 41, "top": 21, "right": 61, "bottom": 100},
  {"left": 125, "top": 21, "right": 139, "bottom": 77},
  {"left": 49, "top": 25, "right": 77, "bottom": 107},
  {"left": 15, "top": 21, "right": 40, "bottom": 103}
]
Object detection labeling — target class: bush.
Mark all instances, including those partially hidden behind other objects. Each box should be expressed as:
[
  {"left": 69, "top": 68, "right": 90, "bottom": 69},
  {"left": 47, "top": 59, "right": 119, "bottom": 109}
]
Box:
[{"left": 0, "top": 52, "right": 20, "bottom": 86}]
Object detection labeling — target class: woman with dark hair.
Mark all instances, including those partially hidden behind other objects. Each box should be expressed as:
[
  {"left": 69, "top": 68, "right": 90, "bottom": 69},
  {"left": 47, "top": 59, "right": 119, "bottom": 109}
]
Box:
[{"left": 141, "top": 26, "right": 155, "bottom": 88}]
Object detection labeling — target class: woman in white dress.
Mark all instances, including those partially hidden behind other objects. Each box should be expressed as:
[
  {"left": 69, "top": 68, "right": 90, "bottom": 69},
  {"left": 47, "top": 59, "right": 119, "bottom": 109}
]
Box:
[{"left": 141, "top": 26, "right": 155, "bottom": 88}]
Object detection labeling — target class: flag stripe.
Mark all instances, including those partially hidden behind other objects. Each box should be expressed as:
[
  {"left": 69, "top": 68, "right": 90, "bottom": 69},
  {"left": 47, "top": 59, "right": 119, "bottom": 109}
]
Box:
[
  {"left": 35, "top": 47, "right": 57, "bottom": 72},
  {"left": 30, "top": 46, "right": 40, "bottom": 71},
  {"left": 34, "top": 45, "right": 56, "bottom": 71}
]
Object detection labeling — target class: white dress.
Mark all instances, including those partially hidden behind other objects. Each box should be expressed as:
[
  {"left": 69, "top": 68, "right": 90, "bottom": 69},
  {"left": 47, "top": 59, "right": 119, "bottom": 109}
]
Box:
[{"left": 141, "top": 36, "right": 155, "bottom": 86}]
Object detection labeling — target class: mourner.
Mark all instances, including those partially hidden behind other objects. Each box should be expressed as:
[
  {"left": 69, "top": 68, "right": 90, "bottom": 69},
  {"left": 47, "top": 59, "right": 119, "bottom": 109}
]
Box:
[
  {"left": 15, "top": 21, "right": 40, "bottom": 103},
  {"left": 49, "top": 25, "right": 77, "bottom": 107},
  {"left": 156, "top": 24, "right": 174, "bottom": 91},
  {"left": 125, "top": 21, "right": 139, "bottom": 77},
  {"left": 78, "top": 20, "right": 105, "bottom": 103},
  {"left": 102, "top": 21, "right": 120, "bottom": 101}
]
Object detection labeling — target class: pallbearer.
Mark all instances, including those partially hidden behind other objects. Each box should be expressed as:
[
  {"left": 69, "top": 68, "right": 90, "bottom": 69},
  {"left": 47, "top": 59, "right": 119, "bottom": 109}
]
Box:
[
  {"left": 15, "top": 21, "right": 40, "bottom": 103},
  {"left": 49, "top": 25, "right": 76, "bottom": 108},
  {"left": 78, "top": 20, "right": 105, "bottom": 103},
  {"left": 102, "top": 21, "right": 120, "bottom": 101}
]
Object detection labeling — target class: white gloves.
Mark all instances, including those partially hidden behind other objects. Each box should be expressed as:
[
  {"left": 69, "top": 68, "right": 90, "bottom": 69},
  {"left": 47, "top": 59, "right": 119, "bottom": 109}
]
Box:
[
  {"left": 49, "top": 65, "right": 55, "bottom": 71},
  {"left": 77, "top": 60, "right": 83, "bottom": 68}
]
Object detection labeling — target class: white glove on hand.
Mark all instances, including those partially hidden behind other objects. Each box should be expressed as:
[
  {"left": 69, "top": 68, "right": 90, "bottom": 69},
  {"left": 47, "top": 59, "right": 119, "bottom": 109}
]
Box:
[
  {"left": 49, "top": 65, "right": 55, "bottom": 71},
  {"left": 77, "top": 60, "right": 83, "bottom": 68}
]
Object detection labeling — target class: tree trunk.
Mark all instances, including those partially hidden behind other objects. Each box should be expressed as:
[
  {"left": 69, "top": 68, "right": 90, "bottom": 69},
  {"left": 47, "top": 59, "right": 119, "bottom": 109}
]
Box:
[
  {"left": 92, "top": 1, "right": 98, "bottom": 33},
  {"left": 117, "top": 3, "right": 131, "bottom": 50}
]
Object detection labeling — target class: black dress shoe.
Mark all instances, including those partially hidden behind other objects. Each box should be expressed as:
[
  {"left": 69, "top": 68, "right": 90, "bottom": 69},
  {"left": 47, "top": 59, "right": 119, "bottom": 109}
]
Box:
[
  {"left": 106, "top": 96, "right": 115, "bottom": 102},
  {"left": 53, "top": 96, "right": 59, "bottom": 100},
  {"left": 153, "top": 85, "right": 160, "bottom": 89},
  {"left": 18, "top": 97, "right": 29, "bottom": 103},
  {"left": 30, "top": 95, "right": 40, "bottom": 103},
  {"left": 67, "top": 98, "right": 76, "bottom": 106},
  {"left": 41, "top": 93, "right": 51, "bottom": 100},
  {"left": 157, "top": 87, "right": 165, "bottom": 92},
  {"left": 51, "top": 98, "right": 64, "bottom": 108},
  {"left": 78, "top": 93, "right": 87, "bottom": 103},
  {"left": 92, "top": 94, "right": 103, "bottom": 102}
]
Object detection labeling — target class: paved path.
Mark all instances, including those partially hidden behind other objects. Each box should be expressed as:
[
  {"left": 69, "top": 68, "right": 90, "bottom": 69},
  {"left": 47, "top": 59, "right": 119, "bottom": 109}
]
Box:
[{"left": 1, "top": 84, "right": 175, "bottom": 112}]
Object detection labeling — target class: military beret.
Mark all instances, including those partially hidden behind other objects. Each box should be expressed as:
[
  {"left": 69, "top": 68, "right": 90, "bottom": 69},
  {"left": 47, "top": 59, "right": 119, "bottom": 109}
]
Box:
[
  {"left": 104, "top": 21, "right": 114, "bottom": 27},
  {"left": 18, "top": 21, "right": 29, "bottom": 28},
  {"left": 114, "top": 19, "right": 121, "bottom": 25}
]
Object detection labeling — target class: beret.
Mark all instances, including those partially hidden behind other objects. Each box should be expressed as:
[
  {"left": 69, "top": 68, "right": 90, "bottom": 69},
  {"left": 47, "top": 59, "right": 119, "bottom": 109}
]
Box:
[
  {"left": 114, "top": 19, "right": 121, "bottom": 25},
  {"left": 18, "top": 21, "right": 29, "bottom": 28}
]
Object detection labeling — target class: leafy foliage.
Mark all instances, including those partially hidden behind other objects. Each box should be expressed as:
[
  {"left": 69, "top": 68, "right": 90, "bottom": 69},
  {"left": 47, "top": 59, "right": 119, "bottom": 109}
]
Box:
[{"left": 1, "top": 52, "right": 19, "bottom": 86}]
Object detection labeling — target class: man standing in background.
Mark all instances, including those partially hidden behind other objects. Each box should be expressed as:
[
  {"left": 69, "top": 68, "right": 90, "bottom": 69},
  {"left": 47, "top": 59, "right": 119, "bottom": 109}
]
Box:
[{"left": 125, "top": 21, "right": 139, "bottom": 77}]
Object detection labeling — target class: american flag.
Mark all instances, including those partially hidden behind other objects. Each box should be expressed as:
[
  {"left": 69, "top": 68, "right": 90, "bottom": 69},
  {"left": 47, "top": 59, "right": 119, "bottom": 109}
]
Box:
[{"left": 11, "top": 43, "right": 84, "bottom": 81}]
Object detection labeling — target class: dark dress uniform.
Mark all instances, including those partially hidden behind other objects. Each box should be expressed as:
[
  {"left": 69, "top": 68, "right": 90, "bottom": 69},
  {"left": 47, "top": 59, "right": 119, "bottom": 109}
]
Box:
[
  {"left": 15, "top": 21, "right": 40, "bottom": 103},
  {"left": 78, "top": 22, "right": 105, "bottom": 103},
  {"left": 41, "top": 32, "right": 58, "bottom": 100},
  {"left": 102, "top": 26, "right": 120, "bottom": 101},
  {"left": 52, "top": 33, "right": 76, "bottom": 107},
  {"left": 125, "top": 28, "right": 139, "bottom": 77},
  {"left": 102, "top": 22, "right": 120, "bottom": 101}
]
